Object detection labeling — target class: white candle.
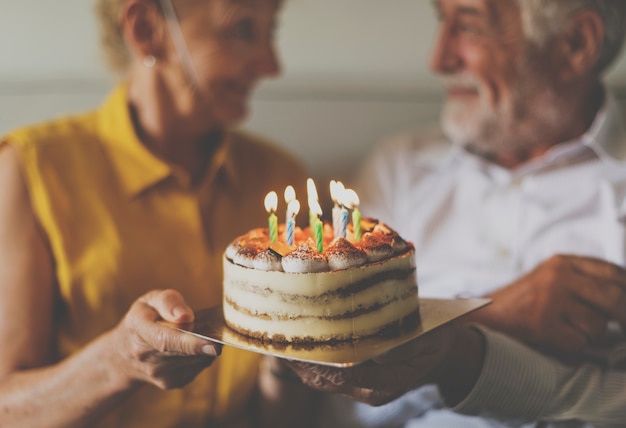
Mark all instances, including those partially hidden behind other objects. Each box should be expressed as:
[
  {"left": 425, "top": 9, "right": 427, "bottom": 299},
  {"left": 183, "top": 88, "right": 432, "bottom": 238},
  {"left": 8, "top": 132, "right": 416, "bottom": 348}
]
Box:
[
  {"left": 286, "top": 199, "right": 300, "bottom": 246},
  {"left": 330, "top": 180, "right": 340, "bottom": 238},
  {"left": 344, "top": 189, "right": 361, "bottom": 242}
]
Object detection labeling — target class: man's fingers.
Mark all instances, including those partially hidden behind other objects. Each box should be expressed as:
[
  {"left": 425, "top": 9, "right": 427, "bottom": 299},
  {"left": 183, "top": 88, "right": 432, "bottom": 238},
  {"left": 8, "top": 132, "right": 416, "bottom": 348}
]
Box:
[
  {"left": 569, "top": 277, "right": 626, "bottom": 324},
  {"left": 563, "top": 300, "right": 609, "bottom": 342},
  {"left": 565, "top": 255, "right": 626, "bottom": 290},
  {"left": 139, "top": 289, "right": 195, "bottom": 323},
  {"left": 547, "top": 322, "right": 589, "bottom": 354},
  {"left": 374, "top": 325, "right": 456, "bottom": 365}
]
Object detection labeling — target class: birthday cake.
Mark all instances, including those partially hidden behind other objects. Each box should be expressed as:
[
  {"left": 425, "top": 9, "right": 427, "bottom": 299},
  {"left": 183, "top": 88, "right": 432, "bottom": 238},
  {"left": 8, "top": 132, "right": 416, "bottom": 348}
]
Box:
[{"left": 223, "top": 208, "right": 419, "bottom": 343}]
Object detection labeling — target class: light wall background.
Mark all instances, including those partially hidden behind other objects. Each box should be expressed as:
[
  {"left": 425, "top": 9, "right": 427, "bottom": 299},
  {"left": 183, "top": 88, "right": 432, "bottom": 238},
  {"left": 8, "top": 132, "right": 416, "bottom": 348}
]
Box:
[{"left": 2, "top": 0, "right": 626, "bottom": 183}]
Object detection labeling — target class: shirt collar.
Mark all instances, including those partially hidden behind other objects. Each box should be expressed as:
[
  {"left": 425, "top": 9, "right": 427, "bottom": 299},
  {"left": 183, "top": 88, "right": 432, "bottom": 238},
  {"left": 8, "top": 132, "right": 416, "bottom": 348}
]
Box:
[
  {"left": 582, "top": 92, "right": 626, "bottom": 164},
  {"left": 97, "top": 83, "right": 238, "bottom": 197}
]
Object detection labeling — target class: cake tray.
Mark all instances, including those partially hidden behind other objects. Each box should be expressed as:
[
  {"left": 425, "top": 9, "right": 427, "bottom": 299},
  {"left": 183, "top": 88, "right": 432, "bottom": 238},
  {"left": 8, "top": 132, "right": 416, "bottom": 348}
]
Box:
[{"left": 160, "top": 298, "right": 490, "bottom": 367}]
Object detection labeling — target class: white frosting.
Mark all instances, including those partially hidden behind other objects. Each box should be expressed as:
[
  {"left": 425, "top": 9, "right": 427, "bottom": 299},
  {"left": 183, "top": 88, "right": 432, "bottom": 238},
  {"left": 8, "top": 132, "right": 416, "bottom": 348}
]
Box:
[
  {"left": 253, "top": 249, "right": 283, "bottom": 272},
  {"left": 225, "top": 242, "right": 240, "bottom": 260},
  {"left": 360, "top": 233, "right": 394, "bottom": 262},
  {"left": 326, "top": 238, "right": 368, "bottom": 270},
  {"left": 232, "top": 247, "right": 259, "bottom": 268},
  {"left": 281, "top": 243, "right": 329, "bottom": 273},
  {"left": 373, "top": 223, "right": 407, "bottom": 252}
]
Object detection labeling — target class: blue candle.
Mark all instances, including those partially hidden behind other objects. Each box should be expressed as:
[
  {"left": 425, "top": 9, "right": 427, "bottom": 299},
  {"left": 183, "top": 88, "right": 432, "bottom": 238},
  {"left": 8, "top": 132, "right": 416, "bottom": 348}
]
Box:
[{"left": 286, "top": 199, "right": 300, "bottom": 246}]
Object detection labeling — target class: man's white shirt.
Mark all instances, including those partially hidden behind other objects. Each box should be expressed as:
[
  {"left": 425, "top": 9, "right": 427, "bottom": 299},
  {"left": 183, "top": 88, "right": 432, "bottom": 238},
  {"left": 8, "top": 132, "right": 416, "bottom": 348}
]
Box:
[{"left": 318, "top": 93, "right": 626, "bottom": 428}]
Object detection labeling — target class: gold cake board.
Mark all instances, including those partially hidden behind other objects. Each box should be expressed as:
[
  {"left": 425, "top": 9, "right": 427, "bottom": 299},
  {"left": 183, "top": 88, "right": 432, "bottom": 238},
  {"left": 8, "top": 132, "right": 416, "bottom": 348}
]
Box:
[{"left": 162, "top": 298, "right": 490, "bottom": 367}]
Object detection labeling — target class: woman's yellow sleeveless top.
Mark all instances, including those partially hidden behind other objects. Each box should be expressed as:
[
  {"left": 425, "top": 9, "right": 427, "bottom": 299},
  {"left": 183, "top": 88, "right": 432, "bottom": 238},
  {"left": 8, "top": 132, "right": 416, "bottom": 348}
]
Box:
[{"left": 3, "top": 84, "right": 308, "bottom": 427}]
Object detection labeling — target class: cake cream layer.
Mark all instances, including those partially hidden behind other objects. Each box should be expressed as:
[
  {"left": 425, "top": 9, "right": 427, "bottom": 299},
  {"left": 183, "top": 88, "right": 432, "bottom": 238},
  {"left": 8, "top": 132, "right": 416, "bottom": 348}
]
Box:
[
  {"left": 224, "top": 278, "right": 416, "bottom": 319},
  {"left": 223, "top": 296, "right": 419, "bottom": 342},
  {"left": 223, "top": 249, "right": 419, "bottom": 342}
]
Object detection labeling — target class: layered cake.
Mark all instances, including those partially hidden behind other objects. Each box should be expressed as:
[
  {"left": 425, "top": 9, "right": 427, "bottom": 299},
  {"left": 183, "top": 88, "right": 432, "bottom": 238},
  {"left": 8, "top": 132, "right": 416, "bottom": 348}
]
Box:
[{"left": 223, "top": 218, "right": 419, "bottom": 343}]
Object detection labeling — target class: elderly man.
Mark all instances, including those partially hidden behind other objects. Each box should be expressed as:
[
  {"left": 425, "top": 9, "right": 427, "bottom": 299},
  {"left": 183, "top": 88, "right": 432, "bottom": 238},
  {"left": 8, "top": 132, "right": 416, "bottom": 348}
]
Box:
[{"left": 283, "top": 0, "right": 626, "bottom": 427}]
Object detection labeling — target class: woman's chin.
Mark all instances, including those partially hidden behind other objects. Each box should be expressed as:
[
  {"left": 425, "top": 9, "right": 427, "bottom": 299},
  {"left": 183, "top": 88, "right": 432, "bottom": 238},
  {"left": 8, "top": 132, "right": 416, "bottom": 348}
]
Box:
[{"left": 217, "top": 105, "right": 249, "bottom": 126}]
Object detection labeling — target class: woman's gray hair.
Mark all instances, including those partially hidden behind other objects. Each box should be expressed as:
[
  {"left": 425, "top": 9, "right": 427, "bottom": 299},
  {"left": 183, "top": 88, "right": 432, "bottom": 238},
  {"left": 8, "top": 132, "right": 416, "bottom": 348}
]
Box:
[{"left": 518, "top": 0, "right": 626, "bottom": 73}]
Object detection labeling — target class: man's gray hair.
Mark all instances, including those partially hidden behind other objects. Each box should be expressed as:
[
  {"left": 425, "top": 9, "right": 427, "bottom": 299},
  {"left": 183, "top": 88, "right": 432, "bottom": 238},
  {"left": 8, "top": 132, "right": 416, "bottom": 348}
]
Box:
[{"left": 518, "top": 0, "right": 626, "bottom": 73}]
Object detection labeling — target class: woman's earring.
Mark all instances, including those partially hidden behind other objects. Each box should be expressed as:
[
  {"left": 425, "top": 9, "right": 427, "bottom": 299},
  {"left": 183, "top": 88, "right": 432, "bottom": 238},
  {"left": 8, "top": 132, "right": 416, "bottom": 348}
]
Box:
[{"left": 143, "top": 55, "right": 157, "bottom": 68}]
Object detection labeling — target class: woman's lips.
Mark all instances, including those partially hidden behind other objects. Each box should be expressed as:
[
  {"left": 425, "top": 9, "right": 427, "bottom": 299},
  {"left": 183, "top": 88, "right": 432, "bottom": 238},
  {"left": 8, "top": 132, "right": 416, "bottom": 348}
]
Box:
[{"left": 446, "top": 86, "right": 479, "bottom": 98}]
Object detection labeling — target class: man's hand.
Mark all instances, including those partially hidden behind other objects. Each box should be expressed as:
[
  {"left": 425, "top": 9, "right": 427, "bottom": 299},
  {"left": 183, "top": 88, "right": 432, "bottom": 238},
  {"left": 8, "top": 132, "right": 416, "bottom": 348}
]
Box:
[
  {"left": 110, "top": 289, "right": 222, "bottom": 389},
  {"left": 285, "top": 323, "right": 485, "bottom": 406},
  {"left": 466, "top": 255, "right": 626, "bottom": 355}
]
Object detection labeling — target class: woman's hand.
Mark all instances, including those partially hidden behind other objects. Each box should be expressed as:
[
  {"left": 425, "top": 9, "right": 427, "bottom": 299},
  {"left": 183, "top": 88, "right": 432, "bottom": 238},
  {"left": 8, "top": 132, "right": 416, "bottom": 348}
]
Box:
[{"left": 110, "top": 289, "right": 222, "bottom": 389}]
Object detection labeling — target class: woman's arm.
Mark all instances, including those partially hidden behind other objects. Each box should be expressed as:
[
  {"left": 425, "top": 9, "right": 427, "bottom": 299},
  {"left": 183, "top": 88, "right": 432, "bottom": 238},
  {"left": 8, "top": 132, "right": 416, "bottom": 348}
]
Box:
[{"left": 0, "top": 144, "right": 220, "bottom": 427}]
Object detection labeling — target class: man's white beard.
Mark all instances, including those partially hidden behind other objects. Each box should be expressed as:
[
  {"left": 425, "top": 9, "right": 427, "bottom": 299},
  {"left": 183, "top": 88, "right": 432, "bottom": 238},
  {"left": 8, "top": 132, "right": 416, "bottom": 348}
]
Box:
[
  {"left": 439, "top": 73, "right": 562, "bottom": 158},
  {"left": 440, "top": 74, "right": 516, "bottom": 153},
  {"left": 441, "top": 94, "right": 501, "bottom": 148}
]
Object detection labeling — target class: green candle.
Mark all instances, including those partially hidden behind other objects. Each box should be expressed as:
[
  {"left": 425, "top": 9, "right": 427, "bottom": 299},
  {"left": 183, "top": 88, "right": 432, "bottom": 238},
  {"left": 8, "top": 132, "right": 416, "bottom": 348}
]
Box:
[
  {"left": 315, "top": 218, "right": 323, "bottom": 253},
  {"left": 269, "top": 213, "right": 278, "bottom": 243},
  {"left": 264, "top": 191, "right": 279, "bottom": 243},
  {"left": 309, "top": 198, "right": 324, "bottom": 252}
]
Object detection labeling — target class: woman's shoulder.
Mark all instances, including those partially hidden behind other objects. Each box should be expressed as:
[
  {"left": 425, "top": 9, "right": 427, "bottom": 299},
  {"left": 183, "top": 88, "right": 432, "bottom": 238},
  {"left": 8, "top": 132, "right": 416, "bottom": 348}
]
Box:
[{"left": 3, "top": 110, "right": 100, "bottom": 155}]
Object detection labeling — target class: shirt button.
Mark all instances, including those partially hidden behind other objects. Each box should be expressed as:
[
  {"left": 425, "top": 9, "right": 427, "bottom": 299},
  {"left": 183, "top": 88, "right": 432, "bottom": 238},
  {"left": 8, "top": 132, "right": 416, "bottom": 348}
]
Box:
[{"left": 497, "top": 247, "right": 511, "bottom": 258}]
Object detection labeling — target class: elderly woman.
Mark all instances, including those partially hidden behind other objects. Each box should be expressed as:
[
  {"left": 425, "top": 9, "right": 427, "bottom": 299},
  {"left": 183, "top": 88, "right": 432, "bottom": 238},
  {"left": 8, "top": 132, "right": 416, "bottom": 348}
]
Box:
[{"left": 0, "top": 0, "right": 312, "bottom": 426}]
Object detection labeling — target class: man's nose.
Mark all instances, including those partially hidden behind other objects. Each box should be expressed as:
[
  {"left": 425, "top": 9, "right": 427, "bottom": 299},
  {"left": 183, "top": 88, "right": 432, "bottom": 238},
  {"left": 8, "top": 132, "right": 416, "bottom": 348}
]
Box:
[{"left": 429, "top": 25, "right": 462, "bottom": 74}]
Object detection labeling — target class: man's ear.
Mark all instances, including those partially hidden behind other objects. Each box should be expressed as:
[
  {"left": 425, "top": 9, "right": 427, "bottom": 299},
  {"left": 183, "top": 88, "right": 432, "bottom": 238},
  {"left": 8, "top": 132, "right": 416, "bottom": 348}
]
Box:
[
  {"left": 121, "top": 0, "right": 166, "bottom": 62},
  {"left": 553, "top": 9, "right": 604, "bottom": 81}
]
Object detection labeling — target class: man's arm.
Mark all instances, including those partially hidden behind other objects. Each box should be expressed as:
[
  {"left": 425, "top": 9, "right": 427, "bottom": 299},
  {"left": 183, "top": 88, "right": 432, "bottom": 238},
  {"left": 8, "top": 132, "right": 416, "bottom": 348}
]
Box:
[
  {"left": 456, "top": 326, "right": 626, "bottom": 428},
  {"left": 464, "top": 254, "right": 626, "bottom": 356},
  {"left": 287, "top": 323, "right": 626, "bottom": 427}
]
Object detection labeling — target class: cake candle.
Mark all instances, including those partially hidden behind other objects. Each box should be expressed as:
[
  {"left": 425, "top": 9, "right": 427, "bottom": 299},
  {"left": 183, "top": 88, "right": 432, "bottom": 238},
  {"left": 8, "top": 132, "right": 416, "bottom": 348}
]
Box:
[
  {"left": 314, "top": 218, "right": 323, "bottom": 253},
  {"left": 345, "top": 189, "right": 362, "bottom": 242},
  {"left": 286, "top": 199, "right": 300, "bottom": 246},
  {"left": 284, "top": 185, "right": 296, "bottom": 206},
  {"left": 307, "top": 178, "right": 319, "bottom": 232},
  {"left": 309, "top": 198, "right": 324, "bottom": 252},
  {"left": 264, "top": 191, "right": 279, "bottom": 243},
  {"left": 330, "top": 180, "right": 347, "bottom": 239}
]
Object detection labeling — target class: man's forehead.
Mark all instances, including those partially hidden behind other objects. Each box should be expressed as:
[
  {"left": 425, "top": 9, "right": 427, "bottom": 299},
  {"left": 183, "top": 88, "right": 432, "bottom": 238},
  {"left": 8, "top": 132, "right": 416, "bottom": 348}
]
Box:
[
  {"left": 434, "top": 0, "right": 519, "bottom": 17},
  {"left": 218, "top": 0, "right": 282, "bottom": 9},
  {"left": 433, "top": 0, "right": 489, "bottom": 13}
]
